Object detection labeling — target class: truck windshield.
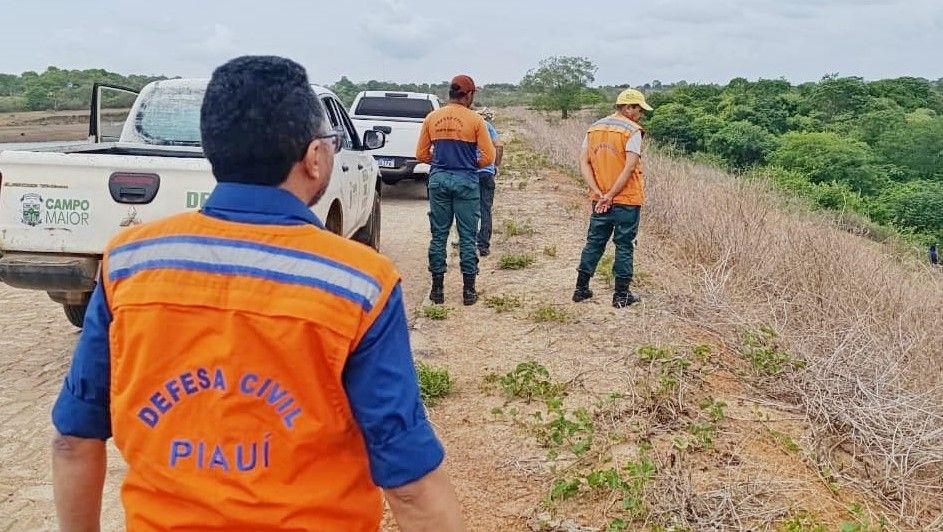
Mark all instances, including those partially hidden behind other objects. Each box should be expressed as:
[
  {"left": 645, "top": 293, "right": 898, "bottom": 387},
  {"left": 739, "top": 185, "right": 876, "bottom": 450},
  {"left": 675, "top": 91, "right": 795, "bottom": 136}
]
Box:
[
  {"left": 133, "top": 85, "right": 205, "bottom": 146},
  {"left": 354, "top": 97, "right": 433, "bottom": 119}
]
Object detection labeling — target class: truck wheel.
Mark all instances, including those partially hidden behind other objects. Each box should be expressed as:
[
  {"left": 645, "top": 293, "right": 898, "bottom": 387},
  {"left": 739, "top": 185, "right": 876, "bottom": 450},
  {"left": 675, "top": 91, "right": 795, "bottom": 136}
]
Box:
[
  {"left": 63, "top": 303, "right": 88, "bottom": 328},
  {"left": 326, "top": 203, "right": 343, "bottom": 236},
  {"left": 353, "top": 190, "right": 381, "bottom": 250}
]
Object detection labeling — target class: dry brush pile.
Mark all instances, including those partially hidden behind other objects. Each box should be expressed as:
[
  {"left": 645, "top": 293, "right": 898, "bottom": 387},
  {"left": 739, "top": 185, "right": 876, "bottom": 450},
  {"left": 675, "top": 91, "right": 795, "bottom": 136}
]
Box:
[{"left": 507, "top": 107, "right": 943, "bottom": 528}]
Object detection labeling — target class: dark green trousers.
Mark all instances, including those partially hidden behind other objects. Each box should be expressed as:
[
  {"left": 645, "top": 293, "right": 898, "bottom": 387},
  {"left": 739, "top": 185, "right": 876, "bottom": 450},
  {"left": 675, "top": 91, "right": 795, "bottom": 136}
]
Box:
[
  {"left": 577, "top": 204, "right": 641, "bottom": 282},
  {"left": 428, "top": 170, "right": 480, "bottom": 275}
]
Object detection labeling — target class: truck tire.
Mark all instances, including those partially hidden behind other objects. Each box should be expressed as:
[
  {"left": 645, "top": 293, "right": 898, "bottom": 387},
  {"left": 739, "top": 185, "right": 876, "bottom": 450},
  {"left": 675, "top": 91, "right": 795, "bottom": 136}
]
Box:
[
  {"left": 63, "top": 303, "right": 88, "bottom": 328},
  {"left": 353, "top": 190, "right": 381, "bottom": 250},
  {"left": 326, "top": 203, "right": 343, "bottom": 236}
]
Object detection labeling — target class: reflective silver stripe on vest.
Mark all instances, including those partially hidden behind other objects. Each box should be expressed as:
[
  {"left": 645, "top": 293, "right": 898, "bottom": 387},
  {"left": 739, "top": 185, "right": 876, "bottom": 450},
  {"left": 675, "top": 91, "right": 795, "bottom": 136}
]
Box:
[
  {"left": 591, "top": 118, "right": 640, "bottom": 133},
  {"left": 108, "top": 239, "right": 382, "bottom": 309}
]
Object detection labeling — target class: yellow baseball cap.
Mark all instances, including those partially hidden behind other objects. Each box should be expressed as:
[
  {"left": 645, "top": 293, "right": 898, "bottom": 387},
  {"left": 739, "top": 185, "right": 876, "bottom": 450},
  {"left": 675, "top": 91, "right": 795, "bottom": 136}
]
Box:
[{"left": 616, "top": 88, "right": 653, "bottom": 111}]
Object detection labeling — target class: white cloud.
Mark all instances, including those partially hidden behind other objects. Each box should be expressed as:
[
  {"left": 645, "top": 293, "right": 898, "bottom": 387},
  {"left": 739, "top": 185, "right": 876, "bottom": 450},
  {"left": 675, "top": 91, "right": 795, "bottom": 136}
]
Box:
[
  {"left": 358, "top": 0, "right": 439, "bottom": 60},
  {"left": 200, "top": 24, "right": 236, "bottom": 54}
]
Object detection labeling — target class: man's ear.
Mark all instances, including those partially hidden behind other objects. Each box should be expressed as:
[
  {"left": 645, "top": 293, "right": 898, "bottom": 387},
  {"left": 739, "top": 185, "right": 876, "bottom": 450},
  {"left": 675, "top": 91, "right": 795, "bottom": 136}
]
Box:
[{"left": 301, "top": 139, "right": 323, "bottom": 181}]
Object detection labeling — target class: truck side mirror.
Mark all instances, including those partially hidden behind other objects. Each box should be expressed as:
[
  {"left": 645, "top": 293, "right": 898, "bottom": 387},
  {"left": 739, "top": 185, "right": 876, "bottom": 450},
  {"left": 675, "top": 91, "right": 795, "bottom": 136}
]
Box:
[
  {"left": 363, "top": 130, "right": 386, "bottom": 150},
  {"left": 372, "top": 125, "right": 392, "bottom": 135}
]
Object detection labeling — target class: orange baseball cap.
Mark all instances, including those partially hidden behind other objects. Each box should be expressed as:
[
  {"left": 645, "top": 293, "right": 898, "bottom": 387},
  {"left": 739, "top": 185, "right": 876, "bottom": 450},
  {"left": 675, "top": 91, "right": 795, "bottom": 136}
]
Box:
[{"left": 450, "top": 74, "right": 476, "bottom": 94}]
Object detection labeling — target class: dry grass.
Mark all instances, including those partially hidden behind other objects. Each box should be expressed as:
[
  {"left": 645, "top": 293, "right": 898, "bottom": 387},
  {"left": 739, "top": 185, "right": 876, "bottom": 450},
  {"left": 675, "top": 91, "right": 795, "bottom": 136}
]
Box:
[{"left": 507, "top": 107, "right": 943, "bottom": 527}]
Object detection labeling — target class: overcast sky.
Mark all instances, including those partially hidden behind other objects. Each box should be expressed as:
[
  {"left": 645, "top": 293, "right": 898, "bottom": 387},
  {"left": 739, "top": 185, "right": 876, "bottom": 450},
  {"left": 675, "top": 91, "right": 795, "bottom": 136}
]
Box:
[{"left": 1, "top": 0, "right": 940, "bottom": 86}]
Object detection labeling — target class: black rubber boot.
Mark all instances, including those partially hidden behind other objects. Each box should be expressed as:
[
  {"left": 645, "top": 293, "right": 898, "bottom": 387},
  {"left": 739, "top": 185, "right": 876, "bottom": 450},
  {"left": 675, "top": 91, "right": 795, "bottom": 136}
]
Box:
[
  {"left": 462, "top": 274, "right": 478, "bottom": 306},
  {"left": 612, "top": 277, "right": 640, "bottom": 308},
  {"left": 430, "top": 273, "right": 445, "bottom": 304},
  {"left": 572, "top": 271, "right": 594, "bottom": 302}
]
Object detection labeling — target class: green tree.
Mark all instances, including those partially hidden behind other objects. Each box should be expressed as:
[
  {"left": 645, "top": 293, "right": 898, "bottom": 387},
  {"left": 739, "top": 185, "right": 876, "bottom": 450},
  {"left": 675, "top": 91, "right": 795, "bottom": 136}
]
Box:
[
  {"left": 804, "top": 75, "right": 872, "bottom": 124},
  {"left": 692, "top": 114, "right": 726, "bottom": 148},
  {"left": 645, "top": 90, "right": 675, "bottom": 109},
  {"left": 770, "top": 132, "right": 883, "bottom": 194},
  {"left": 329, "top": 76, "right": 361, "bottom": 107},
  {"left": 0, "top": 67, "right": 164, "bottom": 111},
  {"left": 850, "top": 105, "right": 906, "bottom": 144},
  {"left": 808, "top": 181, "right": 867, "bottom": 212},
  {"left": 579, "top": 88, "right": 607, "bottom": 106},
  {"left": 873, "top": 118, "right": 943, "bottom": 180},
  {"left": 521, "top": 56, "right": 597, "bottom": 118},
  {"left": 0, "top": 73, "right": 22, "bottom": 96},
  {"left": 871, "top": 180, "right": 943, "bottom": 242},
  {"left": 756, "top": 166, "right": 867, "bottom": 213},
  {"left": 646, "top": 103, "right": 702, "bottom": 152},
  {"left": 706, "top": 120, "right": 778, "bottom": 168},
  {"left": 868, "top": 77, "right": 943, "bottom": 113},
  {"left": 24, "top": 85, "right": 52, "bottom": 110},
  {"left": 718, "top": 78, "right": 795, "bottom": 133},
  {"left": 785, "top": 114, "right": 823, "bottom": 132},
  {"left": 760, "top": 165, "right": 816, "bottom": 195},
  {"left": 670, "top": 83, "right": 723, "bottom": 110},
  {"left": 476, "top": 83, "right": 532, "bottom": 107}
]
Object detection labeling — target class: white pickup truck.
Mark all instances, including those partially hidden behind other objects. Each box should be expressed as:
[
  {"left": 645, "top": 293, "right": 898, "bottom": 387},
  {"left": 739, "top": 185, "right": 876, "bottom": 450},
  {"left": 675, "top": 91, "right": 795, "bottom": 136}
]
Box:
[
  {"left": 349, "top": 91, "right": 439, "bottom": 189},
  {"left": 0, "top": 79, "right": 386, "bottom": 327}
]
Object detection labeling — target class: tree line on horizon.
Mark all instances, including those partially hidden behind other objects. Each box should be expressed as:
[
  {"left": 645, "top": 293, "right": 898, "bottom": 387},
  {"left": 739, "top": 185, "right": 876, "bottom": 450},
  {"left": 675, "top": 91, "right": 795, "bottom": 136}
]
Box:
[
  {"left": 1, "top": 61, "right": 940, "bottom": 246},
  {"left": 0, "top": 62, "right": 701, "bottom": 113}
]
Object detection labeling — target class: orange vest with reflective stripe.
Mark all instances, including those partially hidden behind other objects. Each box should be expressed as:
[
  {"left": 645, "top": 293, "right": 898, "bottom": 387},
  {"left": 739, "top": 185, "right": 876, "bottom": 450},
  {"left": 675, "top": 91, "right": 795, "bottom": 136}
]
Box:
[
  {"left": 101, "top": 211, "right": 397, "bottom": 531},
  {"left": 586, "top": 114, "right": 645, "bottom": 206}
]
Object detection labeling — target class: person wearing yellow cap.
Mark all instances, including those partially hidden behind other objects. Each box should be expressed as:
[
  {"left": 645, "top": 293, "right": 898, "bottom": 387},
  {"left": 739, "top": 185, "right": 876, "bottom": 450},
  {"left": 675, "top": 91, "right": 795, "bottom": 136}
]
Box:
[{"left": 572, "top": 88, "right": 653, "bottom": 308}]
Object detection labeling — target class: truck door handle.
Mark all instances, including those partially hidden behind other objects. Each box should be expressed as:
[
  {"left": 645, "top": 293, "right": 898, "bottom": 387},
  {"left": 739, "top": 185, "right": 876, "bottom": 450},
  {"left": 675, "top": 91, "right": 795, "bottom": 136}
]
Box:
[
  {"left": 108, "top": 172, "right": 160, "bottom": 204},
  {"left": 118, "top": 186, "right": 147, "bottom": 202},
  {"left": 357, "top": 164, "right": 364, "bottom": 170},
  {"left": 342, "top": 165, "right": 350, "bottom": 172}
]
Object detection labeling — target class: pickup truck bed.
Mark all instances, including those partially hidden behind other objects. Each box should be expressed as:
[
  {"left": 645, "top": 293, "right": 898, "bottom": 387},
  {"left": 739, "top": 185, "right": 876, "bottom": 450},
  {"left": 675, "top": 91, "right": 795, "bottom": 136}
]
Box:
[{"left": 348, "top": 91, "right": 439, "bottom": 188}]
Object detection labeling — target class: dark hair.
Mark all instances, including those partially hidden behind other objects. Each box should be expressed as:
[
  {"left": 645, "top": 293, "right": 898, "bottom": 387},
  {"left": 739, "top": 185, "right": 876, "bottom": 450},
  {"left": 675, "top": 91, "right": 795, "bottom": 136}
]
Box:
[
  {"left": 200, "top": 55, "right": 327, "bottom": 186},
  {"left": 449, "top": 84, "right": 467, "bottom": 100}
]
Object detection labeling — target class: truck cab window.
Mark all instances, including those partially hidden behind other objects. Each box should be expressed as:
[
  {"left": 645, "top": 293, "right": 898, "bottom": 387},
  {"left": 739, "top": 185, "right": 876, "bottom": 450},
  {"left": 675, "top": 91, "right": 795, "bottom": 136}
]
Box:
[
  {"left": 321, "top": 98, "right": 356, "bottom": 151},
  {"left": 332, "top": 100, "right": 361, "bottom": 150},
  {"left": 133, "top": 85, "right": 204, "bottom": 146}
]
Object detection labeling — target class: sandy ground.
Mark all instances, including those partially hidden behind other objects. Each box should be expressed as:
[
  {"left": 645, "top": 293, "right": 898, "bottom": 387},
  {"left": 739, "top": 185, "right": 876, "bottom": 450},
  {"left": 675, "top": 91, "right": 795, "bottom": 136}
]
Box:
[
  {"left": 0, "top": 122, "right": 894, "bottom": 530},
  {"left": 0, "top": 110, "right": 127, "bottom": 143}
]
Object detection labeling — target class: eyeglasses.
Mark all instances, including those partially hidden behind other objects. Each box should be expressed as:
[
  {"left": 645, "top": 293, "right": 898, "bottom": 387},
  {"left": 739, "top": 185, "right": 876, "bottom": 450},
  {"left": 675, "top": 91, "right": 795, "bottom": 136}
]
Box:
[{"left": 313, "top": 127, "right": 344, "bottom": 154}]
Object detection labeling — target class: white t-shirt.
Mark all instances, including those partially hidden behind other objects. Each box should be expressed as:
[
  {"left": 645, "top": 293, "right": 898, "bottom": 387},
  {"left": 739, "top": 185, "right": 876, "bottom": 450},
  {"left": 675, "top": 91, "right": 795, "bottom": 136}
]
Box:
[{"left": 582, "top": 131, "right": 643, "bottom": 155}]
